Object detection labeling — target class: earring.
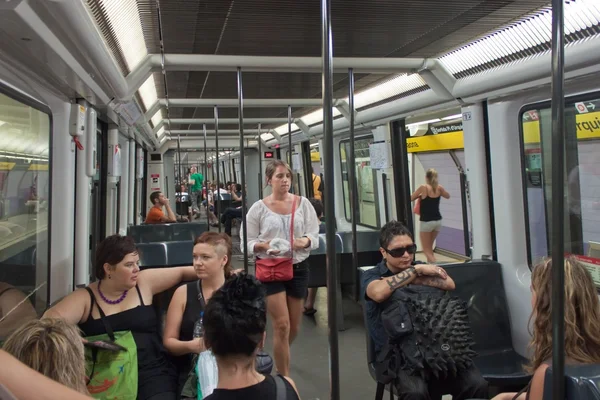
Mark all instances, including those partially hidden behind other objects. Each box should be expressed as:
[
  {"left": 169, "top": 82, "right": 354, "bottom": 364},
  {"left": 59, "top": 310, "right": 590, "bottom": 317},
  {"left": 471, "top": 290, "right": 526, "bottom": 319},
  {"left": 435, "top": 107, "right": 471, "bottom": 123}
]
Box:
[{"left": 108, "top": 274, "right": 111, "bottom": 279}]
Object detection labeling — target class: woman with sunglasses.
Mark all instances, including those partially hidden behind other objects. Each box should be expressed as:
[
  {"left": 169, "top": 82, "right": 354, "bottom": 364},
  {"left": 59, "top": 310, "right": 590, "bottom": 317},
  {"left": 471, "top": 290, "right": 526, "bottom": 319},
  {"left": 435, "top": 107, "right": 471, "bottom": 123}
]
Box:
[{"left": 362, "top": 221, "right": 488, "bottom": 399}]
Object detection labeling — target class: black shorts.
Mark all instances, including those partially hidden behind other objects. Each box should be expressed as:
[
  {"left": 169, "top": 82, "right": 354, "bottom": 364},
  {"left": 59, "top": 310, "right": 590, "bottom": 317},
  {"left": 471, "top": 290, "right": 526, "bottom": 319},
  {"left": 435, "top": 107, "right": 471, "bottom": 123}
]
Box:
[{"left": 263, "top": 259, "right": 310, "bottom": 299}]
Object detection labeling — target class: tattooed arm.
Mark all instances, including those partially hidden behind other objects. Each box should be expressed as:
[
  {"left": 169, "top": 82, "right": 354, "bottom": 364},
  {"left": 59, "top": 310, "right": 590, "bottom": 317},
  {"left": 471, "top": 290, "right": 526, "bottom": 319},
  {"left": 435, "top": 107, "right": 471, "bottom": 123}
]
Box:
[
  {"left": 365, "top": 267, "right": 419, "bottom": 303},
  {"left": 413, "top": 275, "right": 456, "bottom": 291}
]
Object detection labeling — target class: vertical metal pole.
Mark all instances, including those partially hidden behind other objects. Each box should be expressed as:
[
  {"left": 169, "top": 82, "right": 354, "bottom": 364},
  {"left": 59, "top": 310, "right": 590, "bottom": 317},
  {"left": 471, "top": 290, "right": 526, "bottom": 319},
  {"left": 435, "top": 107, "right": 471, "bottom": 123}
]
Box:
[
  {"left": 215, "top": 106, "right": 221, "bottom": 233},
  {"left": 237, "top": 67, "right": 249, "bottom": 273},
  {"left": 390, "top": 120, "right": 414, "bottom": 235},
  {"left": 204, "top": 124, "right": 209, "bottom": 227},
  {"left": 176, "top": 134, "right": 182, "bottom": 194},
  {"left": 347, "top": 68, "right": 359, "bottom": 279},
  {"left": 322, "top": 0, "right": 340, "bottom": 397},
  {"left": 550, "top": 0, "right": 565, "bottom": 397},
  {"left": 288, "top": 105, "right": 293, "bottom": 170},
  {"left": 258, "top": 124, "right": 264, "bottom": 198}
]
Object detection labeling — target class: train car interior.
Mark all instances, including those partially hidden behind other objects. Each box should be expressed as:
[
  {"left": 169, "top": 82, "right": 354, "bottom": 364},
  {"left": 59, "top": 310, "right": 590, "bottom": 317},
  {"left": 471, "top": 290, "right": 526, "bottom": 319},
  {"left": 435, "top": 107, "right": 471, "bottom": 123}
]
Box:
[{"left": 0, "top": 0, "right": 600, "bottom": 399}]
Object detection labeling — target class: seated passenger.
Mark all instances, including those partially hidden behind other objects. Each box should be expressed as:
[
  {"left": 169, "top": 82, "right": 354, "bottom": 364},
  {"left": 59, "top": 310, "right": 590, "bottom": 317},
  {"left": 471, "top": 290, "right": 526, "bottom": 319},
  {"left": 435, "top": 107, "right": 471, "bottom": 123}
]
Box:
[
  {"left": 162, "top": 232, "right": 231, "bottom": 397},
  {"left": 146, "top": 191, "right": 177, "bottom": 224},
  {"left": 0, "top": 349, "right": 90, "bottom": 400},
  {"left": 362, "top": 221, "right": 488, "bottom": 400},
  {"left": 220, "top": 185, "right": 244, "bottom": 236},
  {"left": 493, "top": 256, "right": 600, "bottom": 400},
  {"left": 203, "top": 273, "right": 300, "bottom": 400},
  {"left": 0, "top": 282, "right": 37, "bottom": 342},
  {"left": 2, "top": 318, "right": 89, "bottom": 394},
  {"left": 43, "top": 234, "right": 197, "bottom": 400}
]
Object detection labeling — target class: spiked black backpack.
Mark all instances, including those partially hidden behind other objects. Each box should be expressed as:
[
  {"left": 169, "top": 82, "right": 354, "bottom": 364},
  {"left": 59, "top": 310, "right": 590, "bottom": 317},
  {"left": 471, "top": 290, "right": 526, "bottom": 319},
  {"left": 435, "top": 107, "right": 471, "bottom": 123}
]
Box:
[{"left": 377, "top": 285, "right": 478, "bottom": 382}]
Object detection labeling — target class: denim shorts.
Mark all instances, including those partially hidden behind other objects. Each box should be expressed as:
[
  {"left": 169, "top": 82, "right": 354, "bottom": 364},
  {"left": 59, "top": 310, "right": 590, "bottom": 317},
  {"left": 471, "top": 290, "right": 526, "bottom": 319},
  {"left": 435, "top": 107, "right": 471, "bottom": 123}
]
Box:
[{"left": 262, "top": 259, "right": 310, "bottom": 299}]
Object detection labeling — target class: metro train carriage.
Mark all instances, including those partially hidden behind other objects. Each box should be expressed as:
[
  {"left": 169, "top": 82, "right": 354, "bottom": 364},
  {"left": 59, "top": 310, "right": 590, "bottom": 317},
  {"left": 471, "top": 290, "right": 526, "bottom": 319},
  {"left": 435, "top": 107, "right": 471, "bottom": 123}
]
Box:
[{"left": 0, "top": 0, "right": 599, "bottom": 399}]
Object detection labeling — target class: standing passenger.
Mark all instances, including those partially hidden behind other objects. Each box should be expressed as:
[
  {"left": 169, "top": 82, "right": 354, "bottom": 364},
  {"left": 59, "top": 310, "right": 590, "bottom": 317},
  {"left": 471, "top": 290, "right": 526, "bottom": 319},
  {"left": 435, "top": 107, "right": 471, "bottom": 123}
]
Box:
[
  {"left": 242, "top": 160, "right": 320, "bottom": 377},
  {"left": 410, "top": 168, "right": 450, "bottom": 263},
  {"left": 188, "top": 166, "right": 204, "bottom": 215}
]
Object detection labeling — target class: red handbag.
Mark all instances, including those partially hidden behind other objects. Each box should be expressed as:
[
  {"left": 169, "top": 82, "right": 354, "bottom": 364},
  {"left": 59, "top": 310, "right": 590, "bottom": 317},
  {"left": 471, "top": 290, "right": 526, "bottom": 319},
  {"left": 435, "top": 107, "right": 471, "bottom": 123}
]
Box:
[{"left": 255, "top": 196, "right": 298, "bottom": 283}]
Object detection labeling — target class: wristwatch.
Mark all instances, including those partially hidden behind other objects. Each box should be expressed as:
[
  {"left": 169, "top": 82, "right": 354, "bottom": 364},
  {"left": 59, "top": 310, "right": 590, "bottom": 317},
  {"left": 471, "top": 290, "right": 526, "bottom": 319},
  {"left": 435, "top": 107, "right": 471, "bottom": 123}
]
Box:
[{"left": 302, "top": 236, "right": 311, "bottom": 248}]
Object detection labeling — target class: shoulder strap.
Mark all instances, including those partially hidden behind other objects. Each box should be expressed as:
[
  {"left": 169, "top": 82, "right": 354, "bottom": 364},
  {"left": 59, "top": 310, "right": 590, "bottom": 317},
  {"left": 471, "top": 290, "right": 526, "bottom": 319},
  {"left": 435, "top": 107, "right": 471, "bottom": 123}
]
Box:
[
  {"left": 84, "top": 287, "right": 115, "bottom": 341},
  {"left": 274, "top": 375, "right": 287, "bottom": 400},
  {"left": 196, "top": 280, "right": 206, "bottom": 309},
  {"left": 513, "top": 380, "right": 532, "bottom": 400},
  {"left": 0, "top": 287, "right": 15, "bottom": 297},
  {"left": 134, "top": 284, "right": 145, "bottom": 306},
  {"left": 289, "top": 196, "right": 298, "bottom": 260}
]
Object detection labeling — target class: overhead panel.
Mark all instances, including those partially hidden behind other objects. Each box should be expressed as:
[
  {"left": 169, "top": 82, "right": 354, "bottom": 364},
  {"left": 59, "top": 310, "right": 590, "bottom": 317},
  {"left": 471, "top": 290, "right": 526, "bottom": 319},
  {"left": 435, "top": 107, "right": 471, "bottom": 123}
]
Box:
[{"left": 439, "top": 0, "right": 600, "bottom": 78}]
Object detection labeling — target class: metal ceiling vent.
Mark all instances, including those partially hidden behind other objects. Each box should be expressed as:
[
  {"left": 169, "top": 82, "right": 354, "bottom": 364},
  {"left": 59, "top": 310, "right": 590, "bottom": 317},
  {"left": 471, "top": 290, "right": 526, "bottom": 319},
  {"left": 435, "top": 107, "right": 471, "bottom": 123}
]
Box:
[
  {"left": 439, "top": 0, "right": 600, "bottom": 78},
  {"left": 86, "top": 0, "right": 163, "bottom": 124}
]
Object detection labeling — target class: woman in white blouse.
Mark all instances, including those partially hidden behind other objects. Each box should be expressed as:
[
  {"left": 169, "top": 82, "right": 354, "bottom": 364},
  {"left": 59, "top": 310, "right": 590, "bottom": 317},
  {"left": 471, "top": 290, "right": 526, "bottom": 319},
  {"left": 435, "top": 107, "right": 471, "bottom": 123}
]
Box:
[{"left": 242, "top": 160, "right": 320, "bottom": 376}]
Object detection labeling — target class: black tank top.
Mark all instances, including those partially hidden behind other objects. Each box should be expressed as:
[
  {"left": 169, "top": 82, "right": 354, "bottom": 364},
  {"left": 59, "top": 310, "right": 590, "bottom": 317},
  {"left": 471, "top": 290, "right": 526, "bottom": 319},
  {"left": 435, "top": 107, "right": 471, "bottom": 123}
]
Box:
[
  {"left": 174, "top": 281, "right": 205, "bottom": 373},
  {"left": 205, "top": 375, "right": 299, "bottom": 400},
  {"left": 419, "top": 195, "right": 442, "bottom": 222},
  {"left": 78, "top": 285, "right": 177, "bottom": 400}
]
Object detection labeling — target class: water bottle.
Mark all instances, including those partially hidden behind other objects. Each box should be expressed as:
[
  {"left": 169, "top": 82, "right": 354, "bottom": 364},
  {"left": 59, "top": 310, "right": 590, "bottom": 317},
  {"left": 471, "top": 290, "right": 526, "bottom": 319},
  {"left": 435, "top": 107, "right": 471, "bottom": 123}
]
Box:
[{"left": 193, "top": 311, "right": 204, "bottom": 338}]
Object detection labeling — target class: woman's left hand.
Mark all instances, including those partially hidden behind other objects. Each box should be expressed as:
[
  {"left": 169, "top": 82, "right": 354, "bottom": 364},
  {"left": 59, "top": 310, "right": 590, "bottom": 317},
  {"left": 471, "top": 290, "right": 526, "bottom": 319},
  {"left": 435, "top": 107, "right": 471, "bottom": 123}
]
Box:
[{"left": 293, "top": 237, "right": 310, "bottom": 250}]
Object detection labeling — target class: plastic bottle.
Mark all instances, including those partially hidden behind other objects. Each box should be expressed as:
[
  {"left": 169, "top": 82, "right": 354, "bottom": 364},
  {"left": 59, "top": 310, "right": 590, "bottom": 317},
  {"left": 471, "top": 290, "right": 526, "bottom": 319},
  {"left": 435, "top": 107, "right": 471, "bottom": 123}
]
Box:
[{"left": 193, "top": 311, "right": 204, "bottom": 338}]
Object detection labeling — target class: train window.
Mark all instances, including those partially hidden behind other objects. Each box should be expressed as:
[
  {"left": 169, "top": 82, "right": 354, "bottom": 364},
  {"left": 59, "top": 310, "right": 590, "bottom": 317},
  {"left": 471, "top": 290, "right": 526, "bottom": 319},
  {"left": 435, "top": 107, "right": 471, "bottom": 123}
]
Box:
[
  {"left": 340, "top": 136, "right": 380, "bottom": 229},
  {"left": 520, "top": 97, "right": 600, "bottom": 286},
  {"left": 0, "top": 89, "right": 50, "bottom": 342}
]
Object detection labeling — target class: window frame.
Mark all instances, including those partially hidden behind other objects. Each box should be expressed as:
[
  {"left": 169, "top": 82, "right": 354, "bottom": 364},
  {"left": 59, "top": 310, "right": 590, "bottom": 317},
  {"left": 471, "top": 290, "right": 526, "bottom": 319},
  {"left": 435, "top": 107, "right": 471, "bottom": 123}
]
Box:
[
  {"left": 339, "top": 134, "right": 380, "bottom": 229},
  {"left": 519, "top": 90, "right": 600, "bottom": 268},
  {"left": 0, "top": 83, "right": 53, "bottom": 308}
]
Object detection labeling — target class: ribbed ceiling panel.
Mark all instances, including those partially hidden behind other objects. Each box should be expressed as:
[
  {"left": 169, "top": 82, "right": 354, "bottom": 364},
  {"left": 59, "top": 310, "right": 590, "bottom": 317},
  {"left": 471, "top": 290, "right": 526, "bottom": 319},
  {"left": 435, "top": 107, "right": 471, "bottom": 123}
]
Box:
[
  {"left": 86, "top": 0, "right": 560, "bottom": 134},
  {"left": 440, "top": 0, "right": 600, "bottom": 77}
]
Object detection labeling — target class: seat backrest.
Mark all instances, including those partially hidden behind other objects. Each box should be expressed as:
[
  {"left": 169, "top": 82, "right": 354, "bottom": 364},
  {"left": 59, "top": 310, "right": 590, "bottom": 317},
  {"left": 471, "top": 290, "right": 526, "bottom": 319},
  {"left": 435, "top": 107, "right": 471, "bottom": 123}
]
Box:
[
  {"left": 171, "top": 222, "right": 209, "bottom": 241},
  {"left": 128, "top": 224, "right": 172, "bottom": 243},
  {"left": 543, "top": 365, "right": 600, "bottom": 400},
  {"left": 444, "top": 260, "right": 513, "bottom": 353},
  {"left": 306, "top": 234, "right": 343, "bottom": 257},
  {"left": 137, "top": 242, "right": 168, "bottom": 269},
  {"left": 165, "top": 241, "right": 194, "bottom": 266}
]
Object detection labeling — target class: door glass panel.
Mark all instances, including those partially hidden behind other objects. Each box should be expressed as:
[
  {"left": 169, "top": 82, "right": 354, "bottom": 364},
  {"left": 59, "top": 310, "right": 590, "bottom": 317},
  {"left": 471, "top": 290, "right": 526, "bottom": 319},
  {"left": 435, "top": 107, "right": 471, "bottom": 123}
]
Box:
[
  {"left": 521, "top": 98, "right": 600, "bottom": 286},
  {"left": 0, "top": 90, "right": 50, "bottom": 342},
  {"left": 340, "top": 136, "right": 379, "bottom": 228}
]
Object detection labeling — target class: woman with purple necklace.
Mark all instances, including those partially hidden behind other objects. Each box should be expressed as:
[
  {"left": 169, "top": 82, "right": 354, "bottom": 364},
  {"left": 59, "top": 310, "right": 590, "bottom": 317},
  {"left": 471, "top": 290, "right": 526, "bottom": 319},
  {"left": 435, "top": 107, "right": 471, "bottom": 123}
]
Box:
[{"left": 43, "top": 234, "right": 198, "bottom": 400}]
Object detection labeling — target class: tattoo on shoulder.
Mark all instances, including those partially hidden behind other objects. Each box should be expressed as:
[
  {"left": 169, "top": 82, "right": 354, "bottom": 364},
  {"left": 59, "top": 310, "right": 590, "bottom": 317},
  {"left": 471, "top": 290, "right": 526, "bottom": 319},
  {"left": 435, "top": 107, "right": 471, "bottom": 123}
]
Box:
[{"left": 386, "top": 268, "right": 415, "bottom": 291}]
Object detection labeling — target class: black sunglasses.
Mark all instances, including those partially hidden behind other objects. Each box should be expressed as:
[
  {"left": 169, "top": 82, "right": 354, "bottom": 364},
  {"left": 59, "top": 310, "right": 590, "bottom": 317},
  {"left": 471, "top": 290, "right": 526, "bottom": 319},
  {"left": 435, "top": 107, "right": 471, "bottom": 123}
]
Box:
[{"left": 384, "top": 244, "right": 417, "bottom": 258}]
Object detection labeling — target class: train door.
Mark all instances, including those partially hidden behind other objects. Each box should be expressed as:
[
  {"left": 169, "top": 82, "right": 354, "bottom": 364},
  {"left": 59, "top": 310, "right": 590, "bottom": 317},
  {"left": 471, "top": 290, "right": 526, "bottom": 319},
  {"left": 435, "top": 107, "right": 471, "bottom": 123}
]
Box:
[
  {"left": 405, "top": 115, "right": 471, "bottom": 262},
  {"left": 340, "top": 135, "right": 380, "bottom": 229}
]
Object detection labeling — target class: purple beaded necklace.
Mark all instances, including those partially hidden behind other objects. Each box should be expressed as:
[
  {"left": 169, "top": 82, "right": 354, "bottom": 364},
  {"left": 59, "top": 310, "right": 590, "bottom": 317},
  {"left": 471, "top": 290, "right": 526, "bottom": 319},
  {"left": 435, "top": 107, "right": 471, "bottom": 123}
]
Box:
[{"left": 98, "top": 280, "right": 128, "bottom": 304}]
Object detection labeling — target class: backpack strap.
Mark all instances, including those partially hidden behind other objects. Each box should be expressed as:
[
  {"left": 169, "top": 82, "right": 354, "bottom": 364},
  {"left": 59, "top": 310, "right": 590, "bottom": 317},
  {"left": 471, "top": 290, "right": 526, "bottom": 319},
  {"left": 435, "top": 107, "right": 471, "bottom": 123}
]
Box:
[{"left": 274, "top": 375, "right": 287, "bottom": 400}]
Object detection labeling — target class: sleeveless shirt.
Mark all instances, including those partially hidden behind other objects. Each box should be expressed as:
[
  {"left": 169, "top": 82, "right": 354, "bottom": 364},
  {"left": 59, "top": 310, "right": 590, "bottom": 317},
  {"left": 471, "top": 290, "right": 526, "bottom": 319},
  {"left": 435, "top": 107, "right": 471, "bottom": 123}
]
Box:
[{"left": 78, "top": 285, "right": 178, "bottom": 400}]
